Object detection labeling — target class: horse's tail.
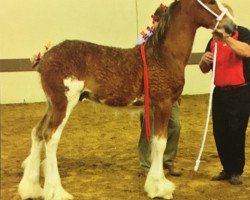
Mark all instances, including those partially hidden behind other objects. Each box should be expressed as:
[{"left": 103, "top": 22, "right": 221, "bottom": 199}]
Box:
[
  {"left": 79, "top": 91, "right": 101, "bottom": 103},
  {"left": 31, "top": 41, "right": 52, "bottom": 71}
]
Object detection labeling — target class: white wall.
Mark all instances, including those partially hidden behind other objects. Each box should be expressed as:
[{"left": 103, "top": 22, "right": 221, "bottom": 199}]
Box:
[
  {"left": 0, "top": 0, "right": 249, "bottom": 104},
  {"left": 0, "top": 72, "right": 46, "bottom": 104},
  {"left": 0, "top": 0, "right": 137, "bottom": 58}
]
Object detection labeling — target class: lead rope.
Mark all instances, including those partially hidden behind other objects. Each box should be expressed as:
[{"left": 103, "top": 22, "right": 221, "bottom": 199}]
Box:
[
  {"left": 140, "top": 44, "right": 151, "bottom": 141},
  {"left": 194, "top": 42, "right": 218, "bottom": 171}
]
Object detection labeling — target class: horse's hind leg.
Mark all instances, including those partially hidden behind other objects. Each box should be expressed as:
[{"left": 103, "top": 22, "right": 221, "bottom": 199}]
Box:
[
  {"left": 43, "top": 78, "right": 83, "bottom": 200},
  {"left": 18, "top": 105, "right": 52, "bottom": 199}
]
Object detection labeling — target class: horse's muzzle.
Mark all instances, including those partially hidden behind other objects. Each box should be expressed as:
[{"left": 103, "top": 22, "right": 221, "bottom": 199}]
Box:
[{"left": 224, "top": 20, "right": 237, "bottom": 36}]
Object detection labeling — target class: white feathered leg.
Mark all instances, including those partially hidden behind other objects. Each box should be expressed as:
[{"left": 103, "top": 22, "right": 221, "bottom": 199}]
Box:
[
  {"left": 18, "top": 128, "right": 43, "bottom": 199},
  {"left": 144, "top": 136, "right": 175, "bottom": 199},
  {"left": 42, "top": 125, "right": 73, "bottom": 200}
]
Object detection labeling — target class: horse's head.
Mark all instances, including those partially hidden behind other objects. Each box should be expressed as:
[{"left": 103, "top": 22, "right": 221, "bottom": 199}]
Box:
[{"left": 182, "top": 0, "right": 237, "bottom": 36}]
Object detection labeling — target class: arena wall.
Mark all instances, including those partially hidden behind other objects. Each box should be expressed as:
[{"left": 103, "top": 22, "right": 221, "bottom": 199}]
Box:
[{"left": 0, "top": 0, "right": 249, "bottom": 104}]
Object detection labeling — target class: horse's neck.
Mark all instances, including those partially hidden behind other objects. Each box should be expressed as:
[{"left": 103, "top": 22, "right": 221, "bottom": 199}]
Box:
[{"left": 163, "top": 11, "right": 197, "bottom": 67}]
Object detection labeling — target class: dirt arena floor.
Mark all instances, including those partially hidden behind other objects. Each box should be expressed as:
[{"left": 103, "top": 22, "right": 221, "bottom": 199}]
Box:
[{"left": 1, "top": 95, "right": 250, "bottom": 200}]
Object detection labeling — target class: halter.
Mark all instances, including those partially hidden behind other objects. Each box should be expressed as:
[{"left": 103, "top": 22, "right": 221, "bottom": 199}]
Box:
[{"left": 196, "top": 0, "right": 234, "bottom": 31}]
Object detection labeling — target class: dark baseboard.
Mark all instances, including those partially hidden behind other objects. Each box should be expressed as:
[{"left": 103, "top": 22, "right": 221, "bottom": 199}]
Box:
[{"left": 0, "top": 59, "right": 33, "bottom": 72}]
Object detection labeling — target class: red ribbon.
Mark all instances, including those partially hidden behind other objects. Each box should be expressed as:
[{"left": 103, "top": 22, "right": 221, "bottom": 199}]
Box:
[
  {"left": 140, "top": 44, "right": 151, "bottom": 141},
  {"left": 147, "top": 26, "right": 154, "bottom": 32},
  {"left": 151, "top": 14, "right": 159, "bottom": 21},
  {"left": 140, "top": 31, "right": 148, "bottom": 40},
  {"left": 32, "top": 52, "right": 41, "bottom": 68}
]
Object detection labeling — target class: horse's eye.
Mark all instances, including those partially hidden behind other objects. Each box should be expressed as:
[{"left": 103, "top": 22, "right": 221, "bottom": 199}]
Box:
[{"left": 208, "top": 0, "right": 216, "bottom": 4}]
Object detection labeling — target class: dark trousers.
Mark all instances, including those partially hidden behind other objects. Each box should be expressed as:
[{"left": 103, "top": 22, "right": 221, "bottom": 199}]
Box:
[{"left": 212, "top": 83, "right": 250, "bottom": 175}]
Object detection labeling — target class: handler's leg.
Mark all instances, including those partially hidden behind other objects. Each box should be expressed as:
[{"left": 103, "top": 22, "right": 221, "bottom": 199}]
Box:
[
  {"left": 163, "top": 101, "right": 181, "bottom": 176},
  {"left": 211, "top": 88, "right": 231, "bottom": 180},
  {"left": 226, "top": 84, "right": 250, "bottom": 184},
  {"left": 138, "top": 110, "right": 154, "bottom": 172}
]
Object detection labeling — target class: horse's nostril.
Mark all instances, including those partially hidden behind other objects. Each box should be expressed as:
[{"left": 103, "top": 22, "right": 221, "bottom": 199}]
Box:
[{"left": 234, "top": 24, "right": 238, "bottom": 31}]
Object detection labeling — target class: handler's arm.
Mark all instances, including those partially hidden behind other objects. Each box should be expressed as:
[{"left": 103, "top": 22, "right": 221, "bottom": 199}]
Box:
[
  {"left": 224, "top": 37, "right": 250, "bottom": 58},
  {"left": 199, "top": 52, "right": 214, "bottom": 73}
]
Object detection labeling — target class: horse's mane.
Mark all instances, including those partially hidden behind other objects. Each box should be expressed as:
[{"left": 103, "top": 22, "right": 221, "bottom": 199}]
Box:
[{"left": 147, "top": 1, "right": 181, "bottom": 46}]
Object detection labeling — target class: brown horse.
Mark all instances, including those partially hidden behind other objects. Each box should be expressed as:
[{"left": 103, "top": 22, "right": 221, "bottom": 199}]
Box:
[{"left": 18, "top": 0, "right": 236, "bottom": 199}]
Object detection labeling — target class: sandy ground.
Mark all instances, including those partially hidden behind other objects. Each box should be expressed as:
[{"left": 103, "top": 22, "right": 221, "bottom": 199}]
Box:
[{"left": 1, "top": 95, "right": 250, "bottom": 200}]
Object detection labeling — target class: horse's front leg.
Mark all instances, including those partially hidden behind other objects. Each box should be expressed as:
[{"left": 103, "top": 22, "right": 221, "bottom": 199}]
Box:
[{"left": 144, "top": 101, "right": 175, "bottom": 199}]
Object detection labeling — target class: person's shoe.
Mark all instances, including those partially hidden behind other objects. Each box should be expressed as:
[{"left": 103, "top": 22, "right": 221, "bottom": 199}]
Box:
[
  {"left": 229, "top": 174, "right": 243, "bottom": 185},
  {"left": 211, "top": 171, "right": 231, "bottom": 181},
  {"left": 164, "top": 164, "right": 182, "bottom": 176}
]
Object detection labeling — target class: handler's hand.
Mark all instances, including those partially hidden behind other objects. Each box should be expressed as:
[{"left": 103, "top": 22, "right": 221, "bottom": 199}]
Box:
[
  {"left": 212, "top": 31, "right": 231, "bottom": 42},
  {"left": 201, "top": 52, "right": 214, "bottom": 65}
]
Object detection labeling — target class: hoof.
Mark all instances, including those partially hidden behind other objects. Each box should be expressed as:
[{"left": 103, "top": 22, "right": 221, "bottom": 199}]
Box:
[
  {"left": 144, "top": 176, "right": 175, "bottom": 199},
  {"left": 18, "top": 179, "right": 43, "bottom": 199},
  {"left": 43, "top": 185, "right": 74, "bottom": 200}
]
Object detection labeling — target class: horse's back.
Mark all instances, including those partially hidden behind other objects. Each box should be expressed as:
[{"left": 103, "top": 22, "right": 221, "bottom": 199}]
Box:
[
  {"left": 38, "top": 40, "right": 144, "bottom": 106},
  {"left": 39, "top": 40, "right": 141, "bottom": 77}
]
